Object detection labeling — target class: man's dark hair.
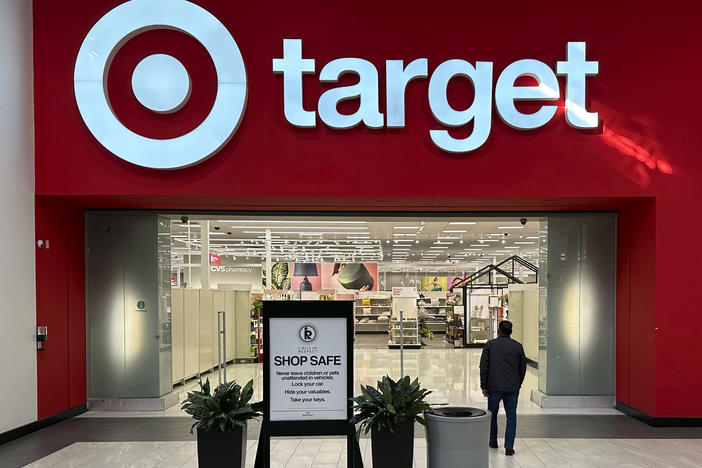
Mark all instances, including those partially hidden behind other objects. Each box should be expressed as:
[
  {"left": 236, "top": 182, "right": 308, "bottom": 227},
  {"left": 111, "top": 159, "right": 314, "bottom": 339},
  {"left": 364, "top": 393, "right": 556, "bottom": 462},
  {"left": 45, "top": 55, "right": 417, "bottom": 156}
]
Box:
[{"left": 498, "top": 320, "right": 513, "bottom": 336}]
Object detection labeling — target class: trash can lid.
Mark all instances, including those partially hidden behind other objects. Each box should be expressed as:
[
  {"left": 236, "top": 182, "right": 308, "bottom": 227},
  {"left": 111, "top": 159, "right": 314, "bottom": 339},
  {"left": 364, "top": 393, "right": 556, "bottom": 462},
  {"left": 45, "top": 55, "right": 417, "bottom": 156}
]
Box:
[{"left": 427, "top": 407, "right": 487, "bottom": 418}]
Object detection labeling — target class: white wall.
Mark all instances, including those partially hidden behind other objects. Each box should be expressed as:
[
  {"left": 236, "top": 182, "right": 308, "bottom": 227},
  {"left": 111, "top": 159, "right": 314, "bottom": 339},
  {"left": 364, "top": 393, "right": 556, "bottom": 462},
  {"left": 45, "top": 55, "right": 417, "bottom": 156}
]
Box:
[{"left": 0, "top": 0, "right": 37, "bottom": 433}]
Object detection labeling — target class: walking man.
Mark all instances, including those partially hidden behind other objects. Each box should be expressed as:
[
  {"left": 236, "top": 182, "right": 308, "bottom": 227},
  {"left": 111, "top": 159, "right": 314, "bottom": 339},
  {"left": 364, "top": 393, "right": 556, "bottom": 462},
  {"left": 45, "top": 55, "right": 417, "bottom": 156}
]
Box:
[{"left": 479, "top": 320, "right": 526, "bottom": 456}]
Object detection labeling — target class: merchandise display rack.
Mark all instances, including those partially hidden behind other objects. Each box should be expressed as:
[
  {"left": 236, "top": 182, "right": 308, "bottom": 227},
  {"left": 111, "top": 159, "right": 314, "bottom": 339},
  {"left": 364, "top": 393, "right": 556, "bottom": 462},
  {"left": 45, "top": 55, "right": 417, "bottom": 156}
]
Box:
[
  {"left": 354, "top": 291, "right": 392, "bottom": 334},
  {"left": 417, "top": 292, "right": 449, "bottom": 334},
  {"left": 388, "top": 318, "right": 421, "bottom": 349}
]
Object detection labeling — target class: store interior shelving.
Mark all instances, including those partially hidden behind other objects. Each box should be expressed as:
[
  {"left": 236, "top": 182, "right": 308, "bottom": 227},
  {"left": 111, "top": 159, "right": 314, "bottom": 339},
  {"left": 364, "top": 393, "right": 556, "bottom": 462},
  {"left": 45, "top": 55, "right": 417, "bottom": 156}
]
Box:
[
  {"left": 355, "top": 291, "right": 392, "bottom": 333},
  {"left": 388, "top": 318, "right": 421, "bottom": 349}
]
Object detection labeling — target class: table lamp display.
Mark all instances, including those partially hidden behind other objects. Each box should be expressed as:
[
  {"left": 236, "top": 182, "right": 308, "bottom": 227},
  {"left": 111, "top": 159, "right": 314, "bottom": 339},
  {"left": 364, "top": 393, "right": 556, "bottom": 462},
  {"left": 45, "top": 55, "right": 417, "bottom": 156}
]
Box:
[{"left": 294, "top": 263, "right": 318, "bottom": 291}]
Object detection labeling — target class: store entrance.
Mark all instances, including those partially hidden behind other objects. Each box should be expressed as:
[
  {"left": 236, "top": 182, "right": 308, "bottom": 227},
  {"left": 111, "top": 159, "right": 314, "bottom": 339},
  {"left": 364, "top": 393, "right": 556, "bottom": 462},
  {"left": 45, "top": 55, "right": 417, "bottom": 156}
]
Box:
[{"left": 84, "top": 212, "right": 616, "bottom": 410}]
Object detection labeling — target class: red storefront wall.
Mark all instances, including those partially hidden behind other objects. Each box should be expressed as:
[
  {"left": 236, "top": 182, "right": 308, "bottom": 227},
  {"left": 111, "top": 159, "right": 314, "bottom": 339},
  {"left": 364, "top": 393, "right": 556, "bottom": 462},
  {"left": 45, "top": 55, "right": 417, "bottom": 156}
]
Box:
[{"left": 33, "top": 0, "right": 702, "bottom": 420}]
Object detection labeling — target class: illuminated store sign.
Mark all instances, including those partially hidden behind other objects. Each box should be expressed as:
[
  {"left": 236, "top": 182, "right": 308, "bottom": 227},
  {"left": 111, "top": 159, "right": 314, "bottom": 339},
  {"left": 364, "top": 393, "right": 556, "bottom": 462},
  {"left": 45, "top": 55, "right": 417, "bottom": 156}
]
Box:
[
  {"left": 74, "top": 0, "right": 599, "bottom": 168},
  {"left": 74, "top": 0, "right": 246, "bottom": 169},
  {"left": 273, "top": 39, "right": 599, "bottom": 152}
]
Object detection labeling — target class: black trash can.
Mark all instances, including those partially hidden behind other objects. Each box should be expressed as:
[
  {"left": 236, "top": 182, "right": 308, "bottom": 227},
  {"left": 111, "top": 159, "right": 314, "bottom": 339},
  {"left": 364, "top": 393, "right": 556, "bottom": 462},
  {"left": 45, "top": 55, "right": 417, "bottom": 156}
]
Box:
[{"left": 424, "top": 407, "right": 491, "bottom": 468}]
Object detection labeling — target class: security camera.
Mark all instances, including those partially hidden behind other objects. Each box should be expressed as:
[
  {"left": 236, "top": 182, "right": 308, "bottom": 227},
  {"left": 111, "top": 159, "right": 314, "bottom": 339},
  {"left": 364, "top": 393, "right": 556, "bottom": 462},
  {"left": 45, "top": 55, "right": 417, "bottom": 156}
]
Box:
[
  {"left": 181, "top": 216, "right": 189, "bottom": 223},
  {"left": 214, "top": 226, "right": 220, "bottom": 230},
  {"left": 504, "top": 232, "right": 509, "bottom": 236},
  {"left": 227, "top": 232, "right": 232, "bottom": 236},
  {"left": 520, "top": 218, "right": 527, "bottom": 225}
]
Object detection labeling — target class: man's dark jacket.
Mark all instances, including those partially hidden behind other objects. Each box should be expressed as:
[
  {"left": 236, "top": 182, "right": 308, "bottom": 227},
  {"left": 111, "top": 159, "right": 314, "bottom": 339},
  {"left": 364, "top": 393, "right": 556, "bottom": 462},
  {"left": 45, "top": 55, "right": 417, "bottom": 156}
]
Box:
[{"left": 479, "top": 335, "right": 527, "bottom": 392}]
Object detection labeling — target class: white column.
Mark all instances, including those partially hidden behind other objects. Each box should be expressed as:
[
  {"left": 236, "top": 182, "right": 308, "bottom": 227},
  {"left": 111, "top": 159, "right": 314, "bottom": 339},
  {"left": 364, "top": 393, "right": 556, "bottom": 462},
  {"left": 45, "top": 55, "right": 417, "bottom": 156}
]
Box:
[
  {"left": 0, "top": 0, "right": 37, "bottom": 432},
  {"left": 265, "top": 229, "right": 272, "bottom": 290},
  {"left": 200, "top": 220, "right": 210, "bottom": 290}
]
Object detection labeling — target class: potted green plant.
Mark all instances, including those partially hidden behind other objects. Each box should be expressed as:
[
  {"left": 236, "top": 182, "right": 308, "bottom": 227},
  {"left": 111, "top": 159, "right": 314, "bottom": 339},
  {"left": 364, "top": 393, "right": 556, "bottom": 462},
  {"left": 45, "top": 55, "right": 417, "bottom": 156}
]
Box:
[
  {"left": 182, "top": 378, "right": 262, "bottom": 468},
  {"left": 350, "top": 375, "right": 432, "bottom": 467}
]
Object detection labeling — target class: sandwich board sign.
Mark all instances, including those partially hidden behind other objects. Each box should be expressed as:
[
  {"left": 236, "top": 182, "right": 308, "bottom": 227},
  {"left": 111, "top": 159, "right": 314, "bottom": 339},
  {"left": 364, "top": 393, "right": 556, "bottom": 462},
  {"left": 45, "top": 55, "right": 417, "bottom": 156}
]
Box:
[{"left": 255, "top": 300, "right": 362, "bottom": 467}]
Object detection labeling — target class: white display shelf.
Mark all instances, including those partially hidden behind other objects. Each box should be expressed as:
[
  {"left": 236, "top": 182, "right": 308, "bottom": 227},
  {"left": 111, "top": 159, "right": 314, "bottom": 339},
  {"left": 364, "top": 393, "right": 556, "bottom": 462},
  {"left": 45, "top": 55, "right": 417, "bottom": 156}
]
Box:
[
  {"left": 356, "top": 322, "right": 390, "bottom": 333},
  {"left": 388, "top": 318, "right": 421, "bottom": 348}
]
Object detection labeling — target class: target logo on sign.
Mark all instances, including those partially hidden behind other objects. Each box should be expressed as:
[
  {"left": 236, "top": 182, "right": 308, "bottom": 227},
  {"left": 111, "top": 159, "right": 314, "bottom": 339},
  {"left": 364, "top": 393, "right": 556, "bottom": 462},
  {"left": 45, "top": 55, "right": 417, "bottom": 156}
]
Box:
[{"left": 73, "top": 0, "right": 247, "bottom": 169}]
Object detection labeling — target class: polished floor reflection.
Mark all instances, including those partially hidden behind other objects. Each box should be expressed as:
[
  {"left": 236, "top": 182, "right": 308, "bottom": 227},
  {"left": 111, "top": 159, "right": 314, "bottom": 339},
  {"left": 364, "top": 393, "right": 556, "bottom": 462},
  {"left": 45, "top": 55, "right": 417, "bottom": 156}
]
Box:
[
  {"left": 24, "top": 437, "right": 702, "bottom": 467},
  {"left": 80, "top": 347, "right": 618, "bottom": 419}
]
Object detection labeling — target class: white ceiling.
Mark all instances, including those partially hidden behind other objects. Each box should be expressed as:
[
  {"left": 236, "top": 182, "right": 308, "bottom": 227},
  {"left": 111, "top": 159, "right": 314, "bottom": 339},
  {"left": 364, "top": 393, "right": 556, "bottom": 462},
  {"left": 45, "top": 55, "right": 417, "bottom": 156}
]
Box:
[{"left": 169, "top": 215, "right": 543, "bottom": 273}]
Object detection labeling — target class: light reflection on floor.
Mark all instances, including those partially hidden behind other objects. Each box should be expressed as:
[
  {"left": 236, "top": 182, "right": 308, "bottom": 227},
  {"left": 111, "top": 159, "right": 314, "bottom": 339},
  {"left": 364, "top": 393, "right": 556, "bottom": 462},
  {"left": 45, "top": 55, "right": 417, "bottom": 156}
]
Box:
[{"left": 80, "top": 346, "right": 619, "bottom": 418}]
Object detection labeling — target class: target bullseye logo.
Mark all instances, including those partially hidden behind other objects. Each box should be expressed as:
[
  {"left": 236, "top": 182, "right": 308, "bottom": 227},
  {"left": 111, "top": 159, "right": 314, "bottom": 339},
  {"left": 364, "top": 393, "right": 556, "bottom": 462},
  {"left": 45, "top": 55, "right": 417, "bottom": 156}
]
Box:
[{"left": 74, "top": 0, "right": 247, "bottom": 169}]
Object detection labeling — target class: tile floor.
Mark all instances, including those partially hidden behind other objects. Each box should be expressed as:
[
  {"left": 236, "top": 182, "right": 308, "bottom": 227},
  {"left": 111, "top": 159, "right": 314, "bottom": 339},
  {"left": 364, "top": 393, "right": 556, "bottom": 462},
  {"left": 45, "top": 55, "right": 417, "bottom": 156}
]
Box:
[
  {"left": 24, "top": 437, "right": 702, "bottom": 467},
  {"left": 79, "top": 347, "right": 620, "bottom": 419}
]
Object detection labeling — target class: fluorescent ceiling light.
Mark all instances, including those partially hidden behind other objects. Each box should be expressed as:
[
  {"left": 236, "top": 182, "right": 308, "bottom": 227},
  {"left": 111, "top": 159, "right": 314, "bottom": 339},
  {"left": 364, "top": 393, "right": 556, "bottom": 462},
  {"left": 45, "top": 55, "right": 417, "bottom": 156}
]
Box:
[
  {"left": 230, "top": 226, "right": 367, "bottom": 230},
  {"left": 464, "top": 248, "right": 482, "bottom": 251},
  {"left": 438, "top": 236, "right": 459, "bottom": 239},
  {"left": 479, "top": 239, "right": 499, "bottom": 243},
  {"left": 469, "top": 244, "right": 484, "bottom": 247},
  {"left": 504, "top": 247, "right": 520, "bottom": 249},
  {"left": 429, "top": 246, "right": 449, "bottom": 249},
  {"left": 448, "top": 222, "right": 476, "bottom": 225},
  {"left": 497, "top": 226, "right": 524, "bottom": 229},
  {"left": 514, "top": 242, "right": 535, "bottom": 245},
  {"left": 394, "top": 239, "right": 414, "bottom": 243},
  {"left": 433, "top": 241, "right": 453, "bottom": 245},
  {"left": 242, "top": 231, "right": 369, "bottom": 235},
  {"left": 526, "top": 236, "right": 539, "bottom": 239},
  {"left": 215, "top": 220, "right": 366, "bottom": 224}
]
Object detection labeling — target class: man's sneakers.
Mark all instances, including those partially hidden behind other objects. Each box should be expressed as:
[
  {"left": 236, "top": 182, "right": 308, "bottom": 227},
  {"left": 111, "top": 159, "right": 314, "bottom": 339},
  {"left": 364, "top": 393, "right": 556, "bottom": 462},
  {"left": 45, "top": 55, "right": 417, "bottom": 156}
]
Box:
[{"left": 489, "top": 440, "right": 498, "bottom": 449}]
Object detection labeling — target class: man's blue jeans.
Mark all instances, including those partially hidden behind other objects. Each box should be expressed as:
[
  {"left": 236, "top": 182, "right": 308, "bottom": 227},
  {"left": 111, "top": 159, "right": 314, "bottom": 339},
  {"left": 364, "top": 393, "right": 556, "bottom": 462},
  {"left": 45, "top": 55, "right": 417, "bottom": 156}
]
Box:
[{"left": 487, "top": 391, "right": 518, "bottom": 450}]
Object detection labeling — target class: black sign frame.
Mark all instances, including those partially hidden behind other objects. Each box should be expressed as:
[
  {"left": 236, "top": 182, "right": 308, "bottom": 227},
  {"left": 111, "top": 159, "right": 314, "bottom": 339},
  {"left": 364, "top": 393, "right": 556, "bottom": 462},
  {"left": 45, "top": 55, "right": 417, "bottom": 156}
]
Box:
[{"left": 254, "top": 300, "right": 362, "bottom": 467}]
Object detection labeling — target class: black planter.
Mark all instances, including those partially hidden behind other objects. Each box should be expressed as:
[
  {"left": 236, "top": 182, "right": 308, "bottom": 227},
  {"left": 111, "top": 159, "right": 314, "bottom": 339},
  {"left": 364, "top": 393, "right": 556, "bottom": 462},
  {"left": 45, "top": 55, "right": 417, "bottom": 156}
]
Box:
[
  {"left": 371, "top": 420, "right": 414, "bottom": 467},
  {"left": 197, "top": 425, "right": 247, "bottom": 468}
]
